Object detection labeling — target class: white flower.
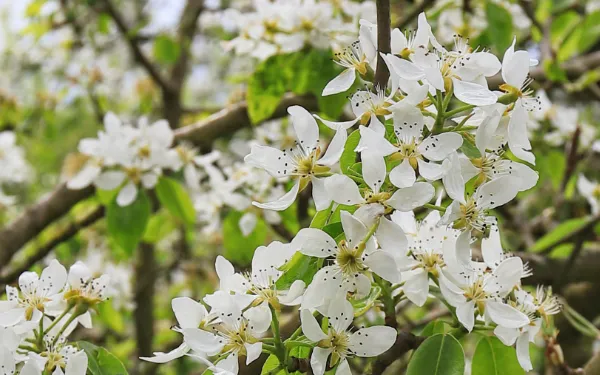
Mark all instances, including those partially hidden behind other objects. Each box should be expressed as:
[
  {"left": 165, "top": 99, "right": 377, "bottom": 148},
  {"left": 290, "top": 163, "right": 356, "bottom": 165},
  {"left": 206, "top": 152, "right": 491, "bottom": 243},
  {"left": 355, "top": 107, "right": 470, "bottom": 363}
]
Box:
[
  {"left": 578, "top": 174, "right": 600, "bottom": 215},
  {"left": 441, "top": 175, "right": 520, "bottom": 233},
  {"left": 377, "top": 209, "right": 460, "bottom": 306},
  {"left": 293, "top": 211, "right": 399, "bottom": 310},
  {"left": 141, "top": 297, "right": 212, "bottom": 363},
  {"left": 322, "top": 25, "right": 376, "bottom": 96},
  {"left": 244, "top": 106, "right": 349, "bottom": 211},
  {"left": 300, "top": 297, "right": 396, "bottom": 375},
  {"left": 0, "top": 131, "right": 31, "bottom": 185},
  {"left": 0, "top": 260, "right": 67, "bottom": 326},
  {"left": 182, "top": 292, "right": 270, "bottom": 374},
  {"left": 214, "top": 241, "right": 306, "bottom": 310},
  {"left": 20, "top": 341, "right": 88, "bottom": 375}
]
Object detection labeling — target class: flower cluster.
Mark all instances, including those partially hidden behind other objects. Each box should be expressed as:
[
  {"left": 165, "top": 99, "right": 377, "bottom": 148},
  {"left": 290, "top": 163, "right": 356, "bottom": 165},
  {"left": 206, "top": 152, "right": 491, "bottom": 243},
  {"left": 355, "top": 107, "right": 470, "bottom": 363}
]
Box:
[
  {"left": 67, "top": 113, "right": 203, "bottom": 206},
  {"left": 0, "top": 131, "right": 31, "bottom": 207},
  {"left": 0, "top": 260, "right": 110, "bottom": 375},
  {"left": 203, "top": 0, "right": 375, "bottom": 60},
  {"left": 145, "top": 12, "right": 563, "bottom": 375}
]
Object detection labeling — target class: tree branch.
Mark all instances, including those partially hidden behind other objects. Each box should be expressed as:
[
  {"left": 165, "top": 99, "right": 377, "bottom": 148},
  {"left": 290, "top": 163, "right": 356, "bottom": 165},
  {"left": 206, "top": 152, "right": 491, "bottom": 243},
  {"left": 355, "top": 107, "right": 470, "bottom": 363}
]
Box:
[
  {"left": 393, "top": 0, "right": 435, "bottom": 29},
  {"left": 374, "top": 0, "right": 391, "bottom": 90},
  {"left": 99, "top": 0, "right": 173, "bottom": 94}
]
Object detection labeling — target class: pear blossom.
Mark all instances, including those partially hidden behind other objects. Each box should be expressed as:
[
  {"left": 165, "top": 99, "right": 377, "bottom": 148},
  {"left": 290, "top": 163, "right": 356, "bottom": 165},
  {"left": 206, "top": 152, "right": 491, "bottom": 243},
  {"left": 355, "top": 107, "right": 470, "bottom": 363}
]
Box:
[
  {"left": 293, "top": 211, "right": 399, "bottom": 310},
  {"left": 21, "top": 339, "right": 88, "bottom": 375},
  {"left": 181, "top": 292, "right": 270, "bottom": 373},
  {"left": 377, "top": 209, "right": 460, "bottom": 306},
  {"left": 213, "top": 241, "right": 306, "bottom": 311},
  {"left": 300, "top": 298, "right": 396, "bottom": 375},
  {"left": 141, "top": 297, "right": 213, "bottom": 363},
  {"left": 245, "top": 106, "right": 350, "bottom": 211},
  {"left": 0, "top": 260, "right": 67, "bottom": 326}
]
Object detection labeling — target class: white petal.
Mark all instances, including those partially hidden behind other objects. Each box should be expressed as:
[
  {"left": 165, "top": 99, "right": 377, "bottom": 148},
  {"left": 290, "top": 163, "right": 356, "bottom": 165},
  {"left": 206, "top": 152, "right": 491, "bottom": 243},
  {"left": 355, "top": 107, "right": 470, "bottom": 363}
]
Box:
[
  {"left": 502, "top": 48, "right": 530, "bottom": 88},
  {"left": 65, "top": 351, "right": 87, "bottom": 375},
  {"left": 387, "top": 182, "right": 435, "bottom": 211},
  {"left": 301, "top": 309, "right": 327, "bottom": 342},
  {"left": 244, "top": 303, "right": 271, "bottom": 334},
  {"left": 67, "top": 165, "right": 101, "bottom": 190},
  {"left": 391, "top": 28, "right": 408, "bottom": 54},
  {"left": 456, "top": 300, "right": 475, "bottom": 332},
  {"left": 340, "top": 211, "right": 368, "bottom": 246},
  {"left": 94, "top": 170, "right": 126, "bottom": 191},
  {"left": 491, "top": 257, "right": 524, "bottom": 295},
  {"left": 322, "top": 68, "right": 356, "bottom": 96},
  {"left": 442, "top": 153, "right": 466, "bottom": 203},
  {"left": 244, "top": 144, "right": 290, "bottom": 178},
  {"left": 239, "top": 212, "right": 258, "bottom": 237},
  {"left": 253, "top": 180, "right": 300, "bottom": 211},
  {"left": 182, "top": 328, "right": 223, "bottom": 356},
  {"left": 368, "top": 113, "right": 386, "bottom": 136},
  {"left": 418, "top": 133, "right": 463, "bottom": 161},
  {"left": 507, "top": 102, "right": 535, "bottom": 164},
  {"left": 141, "top": 173, "right": 158, "bottom": 189},
  {"left": 116, "top": 181, "right": 138, "bottom": 207},
  {"left": 293, "top": 228, "right": 337, "bottom": 258},
  {"left": 364, "top": 250, "right": 401, "bottom": 283},
  {"left": 356, "top": 125, "right": 396, "bottom": 156},
  {"left": 336, "top": 359, "right": 352, "bottom": 375},
  {"left": 486, "top": 301, "right": 530, "bottom": 329},
  {"left": 417, "top": 159, "right": 446, "bottom": 181},
  {"left": 280, "top": 280, "right": 306, "bottom": 306},
  {"left": 511, "top": 162, "right": 539, "bottom": 191},
  {"left": 140, "top": 343, "right": 190, "bottom": 364},
  {"left": 375, "top": 217, "right": 407, "bottom": 253},
  {"left": 310, "top": 347, "right": 333, "bottom": 375},
  {"left": 452, "top": 78, "right": 498, "bottom": 106},
  {"left": 325, "top": 174, "right": 365, "bottom": 205},
  {"left": 438, "top": 273, "right": 466, "bottom": 307},
  {"left": 354, "top": 203, "right": 385, "bottom": 228},
  {"left": 476, "top": 176, "right": 519, "bottom": 209},
  {"left": 385, "top": 54, "right": 425, "bottom": 80},
  {"left": 403, "top": 270, "right": 429, "bottom": 307},
  {"left": 481, "top": 225, "right": 504, "bottom": 269},
  {"left": 516, "top": 333, "right": 533, "bottom": 371},
  {"left": 311, "top": 176, "right": 332, "bottom": 212},
  {"left": 493, "top": 326, "right": 519, "bottom": 346},
  {"left": 454, "top": 231, "right": 472, "bottom": 269},
  {"left": 319, "top": 127, "right": 347, "bottom": 166},
  {"left": 349, "top": 325, "right": 397, "bottom": 357},
  {"left": 40, "top": 259, "right": 67, "bottom": 296},
  {"left": 172, "top": 297, "right": 207, "bottom": 329},
  {"left": 362, "top": 152, "right": 386, "bottom": 193},
  {"left": 475, "top": 111, "right": 501, "bottom": 154},
  {"left": 215, "top": 256, "right": 235, "bottom": 281},
  {"left": 389, "top": 159, "right": 416, "bottom": 188},
  {"left": 288, "top": 105, "right": 319, "bottom": 152},
  {"left": 327, "top": 297, "right": 354, "bottom": 332},
  {"left": 244, "top": 342, "right": 262, "bottom": 364},
  {"left": 391, "top": 102, "right": 425, "bottom": 141},
  {"left": 313, "top": 115, "right": 357, "bottom": 131}
]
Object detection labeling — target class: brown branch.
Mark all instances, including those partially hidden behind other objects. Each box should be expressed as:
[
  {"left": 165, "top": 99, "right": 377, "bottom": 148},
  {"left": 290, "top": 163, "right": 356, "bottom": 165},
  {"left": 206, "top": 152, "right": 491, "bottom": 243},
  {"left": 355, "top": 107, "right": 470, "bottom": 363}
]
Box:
[
  {"left": 561, "top": 126, "right": 581, "bottom": 193},
  {"left": 374, "top": 0, "right": 391, "bottom": 90},
  {"left": 372, "top": 331, "right": 425, "bottom": 375},
  {"left": 0, "top": 184, "right": 95, "bottom": 268},
  {"left": 99, "top": 0, "right": 174, "bottom": 94},
  {"left": 0, "top": 205, "right": 104, "bottom": 287},
  {"left": 134, "top": 242, "right": 157, "bottom": 359}
]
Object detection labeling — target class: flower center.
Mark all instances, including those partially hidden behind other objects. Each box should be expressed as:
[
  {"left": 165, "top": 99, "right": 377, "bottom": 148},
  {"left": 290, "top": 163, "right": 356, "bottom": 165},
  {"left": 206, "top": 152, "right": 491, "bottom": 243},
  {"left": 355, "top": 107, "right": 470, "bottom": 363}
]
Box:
[
  {"left": 125, "top": 167, "right": 142, "bottom": 183},
  {"left": 464, "top": 277, "right": 489, "bottom": 314},
  {"left": 220, "top": 322, "right": 257, "bottom": 356},
  {"left": 390, "top": 140, "right": 422, "bottom": 169},
  {"left": 336, "top": 240, "right": 366, "bottom": 275},
  {"left": 319, "top": 330, "right": 351, "bottom": 365},
  {"left": 414, "top": 252, "right": 445, "bottom": 275}
]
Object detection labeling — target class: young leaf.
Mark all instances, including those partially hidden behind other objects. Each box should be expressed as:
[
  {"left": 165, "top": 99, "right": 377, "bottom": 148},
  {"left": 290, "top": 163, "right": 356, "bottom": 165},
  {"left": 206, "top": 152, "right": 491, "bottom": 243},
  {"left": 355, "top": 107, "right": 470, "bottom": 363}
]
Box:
[
  {"left": 78, "top": 341, "right": 129, "bottom": 375},
  {"left": 155, "top": 176, "right": 196, "bottom": 225},
  {"left": 420, "top": 320, "right": 449, "bottom": 337},
  {"left": 340, "top": 130, "right": 361, "bottom": 174},
  {"left": 107, "top": 190, "right": 151, "bottom": 255},
  {"left": 406, "top": 334, "right": 465, "bottom": 375},
  {"left": 247, "top": 55, "right": 288, "bottom": 124},
  {"left": 275, "top": 252, "right": 320, "bottom": 290},
  {"left": 531, "top": 216, "right": 591, "bottom": 252},
  {"left": 153, "top": 35, "right": 181, "bottom": 65},
  {"left": 485, "top": 3, "right": 513, "bottom": 52},
  {"left": 471, "top": 336, "right": 525, "bottom": 375}
]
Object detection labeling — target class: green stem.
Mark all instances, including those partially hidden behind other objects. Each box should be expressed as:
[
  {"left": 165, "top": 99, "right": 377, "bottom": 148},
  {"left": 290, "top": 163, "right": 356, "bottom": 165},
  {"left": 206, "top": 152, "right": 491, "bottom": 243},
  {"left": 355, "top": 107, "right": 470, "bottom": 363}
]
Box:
[
  {"left": 442, "top": 85, "right": 454, "bottom": 112},
  {"left": 444, "top": 104, "right": 475, "bottom": 119},
  {"left": 51, "top": 312, "right": 81, "bottom": 347},
  {"left": 432, "top": 90, "right": 445, "bottom": 134},
  {"left": 358, "top": 219, "right": 380, "bottom": 253},
  {"left": 265, "top": 365, "right": 285, "bottom": 375},
  {"left": 44, "top": 306, "right": 73, "bottom": 336},
  {"left": 262, "top": 344, "right": 278, "bottom": 353},
  {"left": 18, "top": 344, "right": 38, "bottom": 352},
  {"left": 288, "top": 326, "right": 303, "bottom": 341},
  {"left": 424, "top": 203, "right": 446, "bottom": 213},
  {"left": 285, "top": 340, "right": 314, "bottom": 349},
  {"left": 269, "top": 305, "right": 286, "bottom": 365}
]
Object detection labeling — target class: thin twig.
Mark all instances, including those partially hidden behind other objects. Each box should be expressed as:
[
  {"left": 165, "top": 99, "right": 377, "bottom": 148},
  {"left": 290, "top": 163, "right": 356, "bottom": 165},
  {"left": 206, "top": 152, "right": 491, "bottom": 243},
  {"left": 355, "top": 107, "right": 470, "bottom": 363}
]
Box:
[
  {"left": 394, "top": 0, "right": 435, "bottom": 29},
  {"left": 374, "top": 0, "right": 391, "bottom": 90}
]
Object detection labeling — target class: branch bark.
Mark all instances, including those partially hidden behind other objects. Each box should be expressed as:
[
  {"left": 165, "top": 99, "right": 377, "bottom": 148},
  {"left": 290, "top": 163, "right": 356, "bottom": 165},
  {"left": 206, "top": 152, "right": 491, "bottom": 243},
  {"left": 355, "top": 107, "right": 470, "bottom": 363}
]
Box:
[{"left": 374, "top": 0, "right": 391, "bottom": 90}]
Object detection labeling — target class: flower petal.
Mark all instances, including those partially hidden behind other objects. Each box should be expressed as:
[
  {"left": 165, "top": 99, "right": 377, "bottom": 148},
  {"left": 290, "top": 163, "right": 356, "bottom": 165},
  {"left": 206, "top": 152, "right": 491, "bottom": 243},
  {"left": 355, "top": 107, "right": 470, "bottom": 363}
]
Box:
[
  {"left": 389, "top": 159, "right": 416, "bottom": 188},
  {"left": 253, "top": 180, "right": 300, "bottom": 211},
  {"left": 418, "top": 133, "right": 463, "bottom": 161},
  {"left": 486, "top": 301, "right": 530, "bottom": 329},
  {"left": 301, "top": 309, "right": 327, "bottom": 342},
  {"left": 322, "top": 69, "right": 356, "bottom": 96},
  {"left": 387, "top": 182, "right": 435, "bottom": 211},
  {"left": 288, "top": 106, "right": 319, "bottom": 152},
  {"left": 349, "top": 325, "right": 397, "bottom": 357},
  {"left": 324, "top": 174, "right": 365, "bottom": 205},
  {"left": 452, "top": 78, "right": 498, "bottom": 106}
]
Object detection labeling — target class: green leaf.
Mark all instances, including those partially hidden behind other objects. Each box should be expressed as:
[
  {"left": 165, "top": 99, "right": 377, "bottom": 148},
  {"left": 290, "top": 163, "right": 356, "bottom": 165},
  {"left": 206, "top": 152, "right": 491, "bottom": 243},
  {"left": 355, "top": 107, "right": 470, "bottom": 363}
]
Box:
[
  {"left": 96, "top": 188, "right": 118, "bottom": 206},
  {"left": 275, "top": 252, "right": 319, "bottom": 290},
  {"left": 247, "top": 55, "right": 289, "bottom": 124},
  {"left": 310, "top": 205, "right": 333, "bottom": 229},
  {"left": 155, "top": 176, "right": 196, "bottom": 225},
  {"left": 142, "top": 210, "right": 176, "bottom": 243},
  {"left": 459, "top": 132, "right": 481, "bottom": 159},
  {"left": 420, "top": 320, "right": 449, "bottom": 336},
  {"left": 531, "top": 217, "right": 591, "bottom": 252},
  {"left": 97, "top": 13, "right": 111, "bottom": 34},
  {"left": 97, "top": 301, "right": 125, "bottom": 334},
  {"left": 543, "top": 59, "right": 568, "bottom": 82},
  {"left": 471, "top": 336, "right": 525, "bottom": 375},
  {"left": 485, "top": 3, "right": 513, "bottom": 52},
  {"left": 406, "top": 334, "right": 465, "bottom": 375},
  {"left": 106, "top": 190, "right": 151, "bottom": 255},
  {"left": 351, "top": 284, "right": 381, "bottom": 316},
  {"left": 322, "top": 222, "right": 343, "bottom": 239},
  {"left": 78, "top": 341, "right": 129, "bottom": 375},
  {"left": 340, "top": 130, "right": 360, "bottom": 174},
  {"left": 222, "top": 211, "right": 267, "bottom": 265},
  {"left": 153, "top": 35, "right": 181, "bottom": 65}
]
